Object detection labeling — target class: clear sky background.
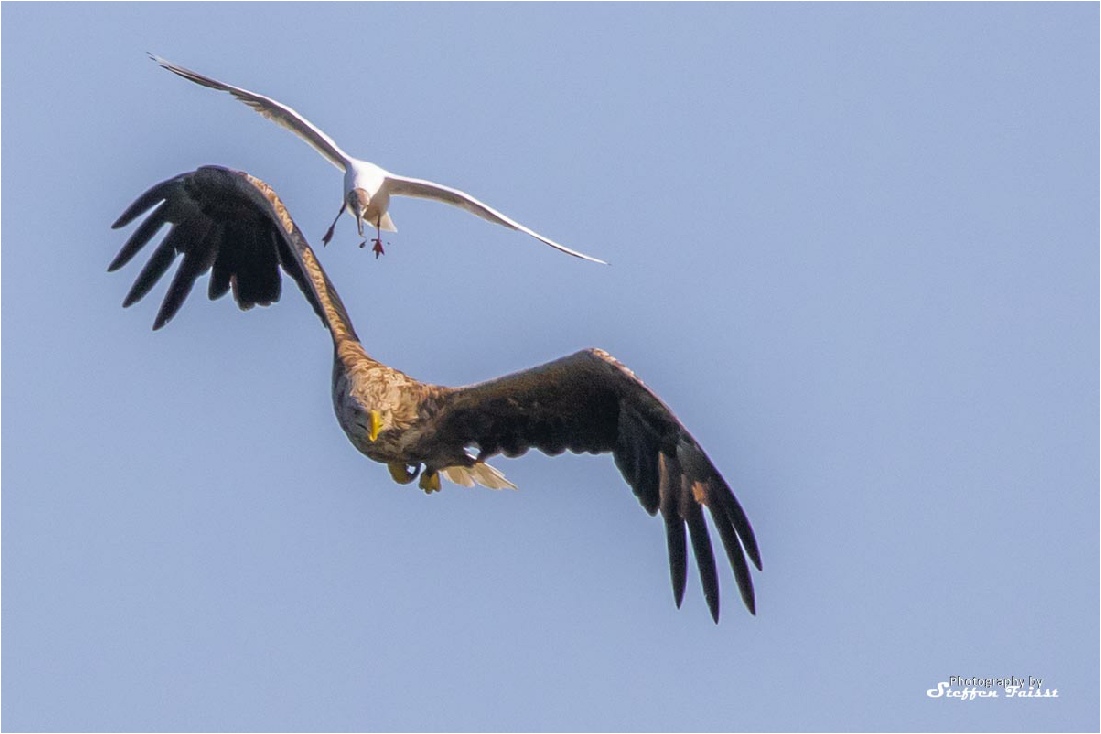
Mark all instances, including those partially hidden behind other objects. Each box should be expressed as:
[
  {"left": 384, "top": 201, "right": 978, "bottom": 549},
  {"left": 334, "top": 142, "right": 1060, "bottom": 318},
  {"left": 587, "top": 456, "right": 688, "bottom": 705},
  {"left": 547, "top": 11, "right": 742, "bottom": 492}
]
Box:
[{"left": 2, "top": 4, "right": 1097, "bottom": 732}]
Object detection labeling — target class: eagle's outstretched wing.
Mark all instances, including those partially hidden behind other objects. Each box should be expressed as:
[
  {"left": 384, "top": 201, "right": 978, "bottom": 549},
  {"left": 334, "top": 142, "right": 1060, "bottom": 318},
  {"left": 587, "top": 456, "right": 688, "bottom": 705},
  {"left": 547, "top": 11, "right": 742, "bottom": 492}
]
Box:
[
  {"left": 109, "top": 165, "right": 349, "bottom": 335},
  {"left": 435, "top": 348, "right": 762, "bottom": 622}
]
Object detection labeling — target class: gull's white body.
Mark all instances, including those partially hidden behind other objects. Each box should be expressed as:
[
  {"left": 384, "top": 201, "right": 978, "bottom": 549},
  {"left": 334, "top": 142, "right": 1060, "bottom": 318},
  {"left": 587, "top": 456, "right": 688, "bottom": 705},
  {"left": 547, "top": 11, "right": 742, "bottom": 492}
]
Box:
[
  {"left": 345, "top": 160, "right": 395, "bottom": 233},
  {"left": 151, "top": 54, "right": 605, "bottom": 264}
]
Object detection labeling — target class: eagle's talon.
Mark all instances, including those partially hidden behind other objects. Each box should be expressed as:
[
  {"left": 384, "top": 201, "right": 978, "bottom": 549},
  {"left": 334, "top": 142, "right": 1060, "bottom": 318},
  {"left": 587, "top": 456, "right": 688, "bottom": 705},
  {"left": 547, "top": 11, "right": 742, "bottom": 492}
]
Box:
[
  {"left": 388, "top": 462, "right": 421, "bottom": 485},
  {"left": 419, "top": 470, "right": 441, "bottom": 494}
]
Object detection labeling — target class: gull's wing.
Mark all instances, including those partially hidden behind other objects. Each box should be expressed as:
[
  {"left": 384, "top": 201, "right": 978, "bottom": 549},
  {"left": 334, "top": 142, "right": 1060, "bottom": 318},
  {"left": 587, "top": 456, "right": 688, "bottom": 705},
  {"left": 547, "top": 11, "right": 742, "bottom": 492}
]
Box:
[
  {"left": 433, "top": 348, "right": 761, "bottom": 622},
  {"left": 110, "top": 165, "right": 353, "bottom": 335},
  {"left": 385, "top": 174, "right": 607, "bottom": 264},
  {"left": 151, "top": 54, "right": 352, "bottom": 172}
]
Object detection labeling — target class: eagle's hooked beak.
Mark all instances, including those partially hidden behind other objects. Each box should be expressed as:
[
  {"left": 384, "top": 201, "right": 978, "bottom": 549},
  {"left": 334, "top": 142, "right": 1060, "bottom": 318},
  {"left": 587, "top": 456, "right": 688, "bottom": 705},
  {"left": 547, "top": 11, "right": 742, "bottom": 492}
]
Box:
[{"left": 367, "top": 409, "right": 382, "bottom": 442}]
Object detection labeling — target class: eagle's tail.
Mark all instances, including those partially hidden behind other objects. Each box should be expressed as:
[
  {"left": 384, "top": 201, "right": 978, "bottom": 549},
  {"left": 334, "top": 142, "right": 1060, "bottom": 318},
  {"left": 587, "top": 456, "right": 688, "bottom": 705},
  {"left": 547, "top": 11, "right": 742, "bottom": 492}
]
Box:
[{"left": 441, "top": 463, "right": 516, "bottom": 490}]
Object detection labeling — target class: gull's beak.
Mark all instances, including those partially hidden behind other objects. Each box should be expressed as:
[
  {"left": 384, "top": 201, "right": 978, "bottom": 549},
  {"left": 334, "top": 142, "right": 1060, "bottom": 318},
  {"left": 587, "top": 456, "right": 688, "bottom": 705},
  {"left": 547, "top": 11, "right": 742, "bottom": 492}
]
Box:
[{"left": 350, "top": 188, "right": 370, "bottom": 237}]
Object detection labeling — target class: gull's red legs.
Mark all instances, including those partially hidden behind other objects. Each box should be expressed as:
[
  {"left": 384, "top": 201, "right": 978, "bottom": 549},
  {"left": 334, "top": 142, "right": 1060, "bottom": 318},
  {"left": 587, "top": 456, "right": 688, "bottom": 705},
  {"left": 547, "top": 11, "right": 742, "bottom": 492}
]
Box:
[
  {"left": 332, "top": 203, "right": 386, "bottom": 258},
  {"left": 321, "top": 202, "right": 345, "bottom": 246},
  {"left": 357, "top": 215, "right": 385, "bottom": 258},
  {"left": 370, "top": 218, "right": 385, "bottom": 259}
]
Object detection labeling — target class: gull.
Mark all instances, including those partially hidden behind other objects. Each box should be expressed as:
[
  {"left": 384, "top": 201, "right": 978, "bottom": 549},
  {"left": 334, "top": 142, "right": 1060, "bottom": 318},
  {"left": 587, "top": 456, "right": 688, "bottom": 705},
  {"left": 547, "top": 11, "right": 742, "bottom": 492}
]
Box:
[
  {"left": 150, "top": 54, "right": 606, "bottom": 264},
  {"left": 109, "top": 164, "right": 761, "bottom": 622}
]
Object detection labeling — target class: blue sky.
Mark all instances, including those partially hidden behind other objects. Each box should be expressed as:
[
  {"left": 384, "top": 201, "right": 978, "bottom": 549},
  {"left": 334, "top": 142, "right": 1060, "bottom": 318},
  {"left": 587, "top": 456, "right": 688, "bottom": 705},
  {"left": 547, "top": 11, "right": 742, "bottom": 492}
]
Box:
[{"left": 2, "top": 3, "right": 1097, "bottom": 731}]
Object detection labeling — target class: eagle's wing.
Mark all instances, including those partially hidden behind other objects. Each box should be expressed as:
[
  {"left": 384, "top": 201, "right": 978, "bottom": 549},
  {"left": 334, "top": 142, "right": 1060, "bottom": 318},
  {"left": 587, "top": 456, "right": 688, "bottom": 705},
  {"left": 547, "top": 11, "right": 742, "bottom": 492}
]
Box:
[
  {"left": 151, "top": 54, "right": 352, "bottom": 172},
  {"left": 436, "top": 347, "right": 761, "bottom": 622},
  {"left": 386, "top": 174, "right": 607, "bottom": 264},
  {"left": 109, "top": 165, "right": 351, "bottom": 335}
]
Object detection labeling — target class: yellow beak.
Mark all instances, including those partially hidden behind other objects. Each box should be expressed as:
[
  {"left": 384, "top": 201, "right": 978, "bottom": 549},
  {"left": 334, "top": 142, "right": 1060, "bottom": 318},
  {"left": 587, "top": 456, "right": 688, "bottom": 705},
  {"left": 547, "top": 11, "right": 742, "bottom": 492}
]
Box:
[{"left": 368, "top": 409, "right": 382, "bottom": 442}]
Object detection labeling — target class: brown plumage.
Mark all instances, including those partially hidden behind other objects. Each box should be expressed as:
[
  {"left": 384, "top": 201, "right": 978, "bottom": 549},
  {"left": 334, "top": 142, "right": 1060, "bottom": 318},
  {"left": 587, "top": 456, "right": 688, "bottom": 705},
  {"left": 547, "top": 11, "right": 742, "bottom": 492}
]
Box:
[{"left": 109, "top": 165, "right": 762, "bottom": 622}]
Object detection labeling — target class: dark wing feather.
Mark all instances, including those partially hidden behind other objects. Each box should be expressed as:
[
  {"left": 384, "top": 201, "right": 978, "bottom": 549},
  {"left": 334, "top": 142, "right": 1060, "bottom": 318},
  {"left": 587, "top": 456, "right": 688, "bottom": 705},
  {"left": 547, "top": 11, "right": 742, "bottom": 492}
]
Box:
[
  {"left": 109, "top": 165, "right": 351, "bottom": 335},
  {"left": 683, "top": 489, "right": 721, "bottom": 623},
  {"left": 108, "top": 200, "right": 172, "bottom": 272},
  {"left": 206, "top": 223, "right": 233, "bottom": 301},
  {"left": 153, "top": 222, "right": 218, "bottom": 329},
  {"left": 123, "top": 236, "right": 177, "bottom": 308},
  {"left": 111, "top": 176, "right": 185, "bottom": 230},
  {"left": 436, "top": 347, "right": 761, "bottom": 621}
]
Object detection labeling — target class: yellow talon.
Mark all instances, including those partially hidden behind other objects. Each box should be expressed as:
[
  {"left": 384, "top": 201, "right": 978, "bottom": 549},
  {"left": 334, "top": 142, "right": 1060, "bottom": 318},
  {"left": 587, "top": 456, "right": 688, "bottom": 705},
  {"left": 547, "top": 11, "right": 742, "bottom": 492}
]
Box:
[
  {"left": 368, "top": 409, "right": 382, "bottom": 442},
  {"left": 388, "top": 462, "right": 419, "bottom": 485},
  {"left": 419, "top": 471, "right": 441, "bottom": 494}
]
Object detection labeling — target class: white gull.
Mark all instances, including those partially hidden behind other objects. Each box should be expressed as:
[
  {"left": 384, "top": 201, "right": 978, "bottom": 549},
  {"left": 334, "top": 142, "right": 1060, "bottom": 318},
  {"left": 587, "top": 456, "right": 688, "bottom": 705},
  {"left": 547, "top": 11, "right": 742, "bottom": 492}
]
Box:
[{"left": 151, "top": 54, "right": 605, "bottom": 263}]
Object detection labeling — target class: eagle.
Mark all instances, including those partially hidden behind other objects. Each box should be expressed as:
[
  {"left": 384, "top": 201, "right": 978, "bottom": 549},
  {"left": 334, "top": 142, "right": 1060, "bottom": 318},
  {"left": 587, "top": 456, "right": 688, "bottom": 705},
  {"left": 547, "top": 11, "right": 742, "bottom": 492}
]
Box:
[{"left": 109, "top": 165, "right": 762, "bottom": 622}]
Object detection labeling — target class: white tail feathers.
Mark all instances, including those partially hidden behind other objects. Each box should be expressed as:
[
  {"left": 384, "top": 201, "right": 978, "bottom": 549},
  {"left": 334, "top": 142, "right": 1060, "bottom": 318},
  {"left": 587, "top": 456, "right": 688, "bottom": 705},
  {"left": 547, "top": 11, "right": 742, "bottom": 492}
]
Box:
[{"left": 441, "top": 463, "right": 516, "bottom": 490}]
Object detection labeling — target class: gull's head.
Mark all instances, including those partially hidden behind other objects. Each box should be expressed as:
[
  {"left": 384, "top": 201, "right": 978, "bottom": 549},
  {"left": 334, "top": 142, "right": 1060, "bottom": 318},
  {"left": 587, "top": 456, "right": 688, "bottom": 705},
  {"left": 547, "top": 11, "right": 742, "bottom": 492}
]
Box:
[
  {"left": 346, "top": 188, "right": 373, "bottom": 218},
  {"left": 324, "top": 183, "right": 391, "bottom": 245},
  {"left": 342, "top": 186, "right": 395, "bottom": 235},
  {"left": 341, "top": 161, "right": 395, "bottom": 235}
]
